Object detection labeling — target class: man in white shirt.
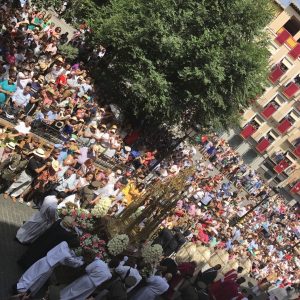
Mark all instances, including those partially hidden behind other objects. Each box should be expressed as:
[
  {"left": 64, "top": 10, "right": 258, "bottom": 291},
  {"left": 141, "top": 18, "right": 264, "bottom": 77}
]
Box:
[
  {"left": 14, "top": 117, "right": 32, "bottom": 135},
  {"left": 115, "top": 256, "right": 142, "bottom": 292},
  {"left": 11, "top": 85, "right": 32, "bottom": 108},
  {"left": 16, "top": 241, "right": 83, "bottom": 296},
  {"left": 59, "top": 258, "right": 112, "bottom": 299}
]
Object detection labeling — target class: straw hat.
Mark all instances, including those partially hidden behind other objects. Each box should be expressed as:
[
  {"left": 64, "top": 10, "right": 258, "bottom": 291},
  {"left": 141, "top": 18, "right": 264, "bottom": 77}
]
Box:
[
  {"left": 56, "top": 56, "right": 64, "bottom": 63},
  {"left": 33, "top": 148, "right": 46, "bottom": 158},
  {"left": 124, "top": 146, "right": 131, "bottom": 152},
  {"left": 6, "top": 142, "right": 16, "bottom": 150},
  {"left": 51, "top": 159, "right": 60, "bottom": 171},
  {"left": 111, "top": 124, "right": 118, "bottom": 129},
  {"left": 100, "top": 124, "right": 107, "bottom": 129}
]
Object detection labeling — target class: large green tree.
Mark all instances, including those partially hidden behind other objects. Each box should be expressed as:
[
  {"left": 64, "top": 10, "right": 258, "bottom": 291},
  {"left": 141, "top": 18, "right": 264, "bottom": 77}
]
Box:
[
  {"left": 38, "top": 0, "right": 273, "bottom": 130},
  {"left": 91, "top": 0, "right": 272, "bottom": 130}
]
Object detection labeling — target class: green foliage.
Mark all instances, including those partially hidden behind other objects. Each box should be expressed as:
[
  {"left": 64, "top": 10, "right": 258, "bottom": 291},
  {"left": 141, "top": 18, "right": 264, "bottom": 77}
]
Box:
[
  {"left": 91, "top": 0, "right": 273, "bottom": 130},
  {"left": 36, "top": 0, "right": 273, "bottom": 131},
  {"left": 58, "top": 44, "right": 79, "bottom": 60}
]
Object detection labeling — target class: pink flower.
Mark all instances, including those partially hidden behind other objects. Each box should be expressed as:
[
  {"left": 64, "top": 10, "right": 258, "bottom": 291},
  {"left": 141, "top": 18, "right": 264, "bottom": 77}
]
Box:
[{"left": 80, "top": 213, "right": 87, "bottom": 219}]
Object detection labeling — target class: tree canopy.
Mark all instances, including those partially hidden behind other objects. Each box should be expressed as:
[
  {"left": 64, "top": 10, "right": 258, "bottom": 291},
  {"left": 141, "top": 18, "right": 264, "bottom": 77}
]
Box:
[{"left": 41, "top": 0, "right": 273, "bottom": 130}]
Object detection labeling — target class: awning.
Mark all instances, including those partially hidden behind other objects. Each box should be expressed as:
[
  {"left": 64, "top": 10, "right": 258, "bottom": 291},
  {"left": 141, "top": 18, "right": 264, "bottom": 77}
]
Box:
[
  {"left": 275, "top": 28, "right": 291, "bottom": 44},
  {"left": 261, "top": 104, "right": 277, "bottom": 119},
  {"left": 274, "top": 159, "right": 290, "bottom": 174},
  {"left": 291, "top": 181, "right": 300, "bottom": 194},
  {"left": 277, "top": 119, "right": 292, "bottom": 134},
  {"left": 283, "top": 82, "right": 300, "bottom": 98},
  {"left": 288, "top": 43, "right": 300, "bottom": 59},
  {"left": 294, "top": 144, "right": 300, "bottom": 157},
  {"left": 256, "top": 138, "right": 270, "bottom": 153},
  {"left": 268, "top": 65, "right": 285, "bottom": 83},
  {"left": 240, "top": 124, "right": 256, "bottom": 139}
]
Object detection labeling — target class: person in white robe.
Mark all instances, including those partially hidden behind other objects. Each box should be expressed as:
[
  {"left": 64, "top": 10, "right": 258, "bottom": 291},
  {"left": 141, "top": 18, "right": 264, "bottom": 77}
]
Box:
[
  {"left": 130, "top": 274, "right": 171, "bottom": 300},
  {"left": 16, "top": 193, "right": 65, "bottom": 244},
  {"left": 59, "top": 258, "right": 112, "bottom": 300},
  {"left": 17, "top": 241, "right": 83, "bottom": 296},
  {"left": 115, "top": 256, "right": 142, "bottom": 292}
]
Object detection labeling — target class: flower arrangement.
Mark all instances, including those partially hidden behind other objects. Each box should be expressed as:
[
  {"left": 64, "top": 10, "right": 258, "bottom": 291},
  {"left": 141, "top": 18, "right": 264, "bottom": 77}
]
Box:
[
  {"left": 141, "top": 244, "right": 163, "bottom": 264},
  {"left": 107, "top": 234, "right": 129, "bottom": 256},
  {"left": 59, "top": 208, "right": 95, "bottom": 231},
  {"left": 91, "top": 197, "right": 112, "bottom": 218},
  {"left": 75, "top": 233, "right": 107, "bottom": 259}
]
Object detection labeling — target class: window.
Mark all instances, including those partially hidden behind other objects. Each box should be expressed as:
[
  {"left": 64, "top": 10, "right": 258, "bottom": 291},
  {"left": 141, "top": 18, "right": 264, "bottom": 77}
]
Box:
[
  {"left": 283, "top": 17, "right": 300, "bottom": 36},
  {"left": 268, "top": 41, "right": 279, "bottom": 54}
]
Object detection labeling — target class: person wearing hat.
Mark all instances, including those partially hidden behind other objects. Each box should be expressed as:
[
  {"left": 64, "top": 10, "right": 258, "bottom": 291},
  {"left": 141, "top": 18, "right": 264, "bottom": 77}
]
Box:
[
  {"left": 5, "top": 147, "right": 48, "bottom": 203},
  {"left": 0, "top": 144, "right": 27, "bottom": 194},
  {"left": 23, "top": 158, "right": 60, "bottom": 207},
  {"left": 0, "top": 141, "right": 16, "bottom": 163},
  {"left": 18, "top": 216, "right": 79, "bottom": 270}
]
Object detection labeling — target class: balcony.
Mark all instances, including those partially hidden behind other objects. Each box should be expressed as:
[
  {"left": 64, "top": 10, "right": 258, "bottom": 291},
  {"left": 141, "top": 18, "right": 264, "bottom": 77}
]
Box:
[
  {"left": 291, "top": 181, "right": 300, "bottom": 194},
  {"left": 256, "top": 137, "right": 271, "bottom": 153},
  {"left": 240, "top": 124, "right": 257, "bottom": 139},
  {"left": 261, "top": 101, "right": 279, "bottom": 119},
  {"left": 294, "top": 144, "right": 300, "bottom": 157},
  {"left": 282, "top": 81, "right": 300, "bottom": 99},
  {"left": 288, "top": 43, "right": 300, "bottom": 60},
  {"left": 275, "top": 27, "right": 297, "bottom": 48},
  {"left": 268, "top": 63, "right": 288, "bottom": 83},
  {"left": 274, "top": 159, "right": 291, "bottom": 174},
  {"left": 277, "top": 118, "right": 293, "bottom": 134}
]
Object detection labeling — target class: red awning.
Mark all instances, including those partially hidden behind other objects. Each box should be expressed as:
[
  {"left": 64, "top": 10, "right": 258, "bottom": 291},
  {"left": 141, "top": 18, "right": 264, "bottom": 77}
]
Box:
[
  {"left": 291, "top": 181, "right": 300, "bottom": 194},
  {"left": 283, "top": 82, "right": 300, "bottom": 98},
  {"left": 240, "top": 124, "right": 256, "bottom": 139},
  {"left": 256, "top": 138, "right": 270, "bottom": 153},
  {"left": 294, "top": 144, "right": 300, "bottom": 157},
  {"left": 275, "top": 28, "right": 291, "bottom": 44},
  {"left": 261, "top": 104, "right": 277, "bottom": 119},
  {"left": 277, "top": 119, "right": 292, "bottom": 134},
  {"left": 268, "top": 65, "right": 285, "bottom": 83},
  {"left": 288, "top": 43, "right": 300, "bottom": 59},
  {"left": 274, "top": 159, "right": 290, "bottom": 174}
]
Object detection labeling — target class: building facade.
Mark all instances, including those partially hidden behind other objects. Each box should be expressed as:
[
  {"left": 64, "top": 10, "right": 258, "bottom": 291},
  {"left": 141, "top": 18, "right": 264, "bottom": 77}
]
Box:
[{"left": 222, "top": 0, "right": 300, "bottom": 202}]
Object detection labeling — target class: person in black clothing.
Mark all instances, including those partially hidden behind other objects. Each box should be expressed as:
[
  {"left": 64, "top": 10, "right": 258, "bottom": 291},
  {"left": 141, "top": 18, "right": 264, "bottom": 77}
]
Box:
[
  {"left": 4, "top": 147, "right": 48, "bottom": 202},
  {"left": 18, "top": 216, "right": 79, "bottom": 270},
  {"left": 196, "top": 264, "right": 222, "bottom": 285}
]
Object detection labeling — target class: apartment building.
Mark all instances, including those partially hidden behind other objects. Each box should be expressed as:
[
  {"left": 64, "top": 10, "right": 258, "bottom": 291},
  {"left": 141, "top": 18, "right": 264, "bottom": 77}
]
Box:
[{"left": 222, "top": 0, "right": 300, "bottom": 202}]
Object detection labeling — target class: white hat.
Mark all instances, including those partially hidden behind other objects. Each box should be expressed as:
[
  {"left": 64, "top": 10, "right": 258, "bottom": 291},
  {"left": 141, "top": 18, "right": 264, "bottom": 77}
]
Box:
[
  {"left": 33, "top": 148, "right": 46, "bottom": 158},
  {"left": 161, "top": 169, "right": 168, "bottom": 177},
  {"left": 51, "top": 159, "right": 60, "bottom": 171},
  {"left": 124, "top": 146, "right": 131, "bottom": 152},
  {"left": 6, "top": 142, "right": 16, "bottom": 150},
  {"left": 169, "top": 165, "right": 178, "bottom": 173}
]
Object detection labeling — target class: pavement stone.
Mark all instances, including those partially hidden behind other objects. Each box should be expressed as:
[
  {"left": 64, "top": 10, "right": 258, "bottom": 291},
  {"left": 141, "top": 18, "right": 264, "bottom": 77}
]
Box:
[{"left": 0, "top": 196, "right": 33, "bottom": 299}]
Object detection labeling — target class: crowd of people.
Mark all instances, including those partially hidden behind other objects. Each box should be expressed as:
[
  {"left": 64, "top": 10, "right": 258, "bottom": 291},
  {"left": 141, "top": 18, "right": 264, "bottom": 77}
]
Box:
[{"left": 0, "top": 1, "right": 299, "bottom": 299}]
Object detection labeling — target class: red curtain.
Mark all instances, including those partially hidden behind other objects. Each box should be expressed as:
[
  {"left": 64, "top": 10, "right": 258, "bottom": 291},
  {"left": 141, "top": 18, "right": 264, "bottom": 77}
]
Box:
[
  {"left": 274, "top": 159, "right": 290, "bottom": 173},
  {"left": 294, "top": 145, "right": 300, "bottom": 157},
  {"left": 261, "top": 104, "right": 277, "bottom": 119},
  {"left": 277, "top": 119, "right": 292, "bottom": 134},
  {"left": 268, "top": 65, "right": 285, "bottom": 83},
  {"left": 283, "top": 82, "right": 300, "bottom": 99},
  {"left": 256, "top": 138, "right": 270, "bottom": 153},
  {"left": 275, "top": 29, "right": 291, "bottom": 44},
  {"left": 291, "top": 181, "right": 300, "bottom": 194},
  {"left": 288, "top": 43, "right": 300, "bottom": 59},
  {"left": 240, "top": 124, "right": 256, "bottom": 139}
]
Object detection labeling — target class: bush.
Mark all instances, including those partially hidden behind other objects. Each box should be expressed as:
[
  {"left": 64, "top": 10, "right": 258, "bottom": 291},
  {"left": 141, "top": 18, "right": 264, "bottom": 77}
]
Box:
[{"left": 58, "top": 44, "right": 79, "bottom": 60}]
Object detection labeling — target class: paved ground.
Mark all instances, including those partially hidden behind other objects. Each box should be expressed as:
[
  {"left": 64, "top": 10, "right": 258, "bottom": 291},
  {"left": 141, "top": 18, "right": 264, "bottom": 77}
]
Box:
[{"left": 0, "top": 196, "right": 33, "bottom": 299}]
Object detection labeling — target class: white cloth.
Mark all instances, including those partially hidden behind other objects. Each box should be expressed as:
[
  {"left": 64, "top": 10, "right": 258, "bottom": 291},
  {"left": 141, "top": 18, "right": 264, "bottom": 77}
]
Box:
[
  {"left": 131, "top": 275, "right": 169, "bottom": 300},
  {"left": 17, "top": 241, "right": 83, "bottom": 295},
  {"left": 115, "top": 259, "right": 142, "bottom": 292},
  {"left": 14, "top": 121, "right": 31, "bottom": 134},
  {"left": 60, "top": 259, "right": 112, "bottom": 300},
  {"left": 16, "top": 195, "right": 59, "bottom": 243},
  {"left": 57, "top": 194, "right": 81, "bottom": 209},
  {"left": 11, "top": 88, "right": 31, "bottom": 107},
  {"left": 6, "top": 170, "right": 32, "bottom": 197}
]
